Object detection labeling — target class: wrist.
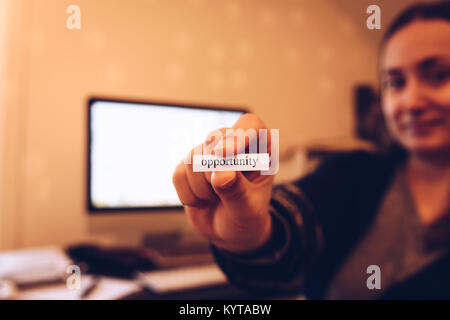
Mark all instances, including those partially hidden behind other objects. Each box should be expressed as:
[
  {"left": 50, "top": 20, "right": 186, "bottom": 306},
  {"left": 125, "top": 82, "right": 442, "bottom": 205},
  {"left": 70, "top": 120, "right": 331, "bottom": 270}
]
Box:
[{"left": 216, "top": 212, "right": 273, "bottom": 255}]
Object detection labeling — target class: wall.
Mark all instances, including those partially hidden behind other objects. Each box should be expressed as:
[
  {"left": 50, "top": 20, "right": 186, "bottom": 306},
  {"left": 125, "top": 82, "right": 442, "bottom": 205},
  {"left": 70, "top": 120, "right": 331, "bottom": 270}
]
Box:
[
  {"left": 0, "top": 0, "right": 32, "bottom": 249},
  {"left": 0, "top": 0, "right": 434, "bottom": 249},
  {"left": 0, "top": 0, "right": 8, "bottom": 249}
]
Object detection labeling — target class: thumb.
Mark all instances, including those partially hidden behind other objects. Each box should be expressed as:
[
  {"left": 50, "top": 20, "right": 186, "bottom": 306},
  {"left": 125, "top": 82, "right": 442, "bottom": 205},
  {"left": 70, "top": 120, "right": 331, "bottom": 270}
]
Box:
[{"left": 211, "top": 171, "right": 253, "bottom": 216}]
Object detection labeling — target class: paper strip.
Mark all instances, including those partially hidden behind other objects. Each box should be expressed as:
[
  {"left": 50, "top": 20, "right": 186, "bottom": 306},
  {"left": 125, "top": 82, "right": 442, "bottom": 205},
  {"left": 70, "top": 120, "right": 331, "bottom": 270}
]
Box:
[{"left": 192, "top": 153, "right": 270, "bottom": 172}]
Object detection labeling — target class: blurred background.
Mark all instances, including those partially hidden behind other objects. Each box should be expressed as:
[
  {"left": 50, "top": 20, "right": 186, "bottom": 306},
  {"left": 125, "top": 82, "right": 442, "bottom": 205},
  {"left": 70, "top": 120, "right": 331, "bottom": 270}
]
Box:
[{"left": 0, "top": 0, "right": 435, "bottom": 253}]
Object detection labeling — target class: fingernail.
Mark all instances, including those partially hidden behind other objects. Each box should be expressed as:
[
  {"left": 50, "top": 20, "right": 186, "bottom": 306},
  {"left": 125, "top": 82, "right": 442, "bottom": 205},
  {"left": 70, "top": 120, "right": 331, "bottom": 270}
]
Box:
[{"left": 213, "top": 171, "right": 237, "bottom": 189}]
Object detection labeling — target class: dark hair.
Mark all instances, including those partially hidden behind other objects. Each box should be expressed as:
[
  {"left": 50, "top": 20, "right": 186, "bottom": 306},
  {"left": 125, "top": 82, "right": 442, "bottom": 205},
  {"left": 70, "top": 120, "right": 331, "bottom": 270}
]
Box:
[{"left": 381, "top": 1, "right": 450, "bottom": 47}]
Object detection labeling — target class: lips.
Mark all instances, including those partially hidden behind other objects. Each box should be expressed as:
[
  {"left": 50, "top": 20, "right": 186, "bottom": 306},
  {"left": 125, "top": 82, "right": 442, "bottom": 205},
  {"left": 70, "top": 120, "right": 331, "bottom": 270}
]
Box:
[{"left": 401, "top": 119, "right": 445, "bottom": 134}]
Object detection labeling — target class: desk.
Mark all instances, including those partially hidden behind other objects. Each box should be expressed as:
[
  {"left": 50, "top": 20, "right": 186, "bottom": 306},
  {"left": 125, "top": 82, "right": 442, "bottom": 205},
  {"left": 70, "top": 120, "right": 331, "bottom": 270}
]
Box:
[
  {"left": 13, "top": 276, "right": 270, "bottom": 300},
  {"left": 1, "top": 246, "right": 303, "bottom": 300},
  {"left": 15, "top": 276, "right": 141, "bottom": 300}
]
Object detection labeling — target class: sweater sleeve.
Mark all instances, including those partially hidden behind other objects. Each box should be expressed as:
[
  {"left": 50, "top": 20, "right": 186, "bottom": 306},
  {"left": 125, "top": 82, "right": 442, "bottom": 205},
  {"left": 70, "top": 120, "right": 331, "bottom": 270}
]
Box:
[
  {"left": 210, "top": 151, "right": 380, "bottom": 296},
  {"left": 211, "top": 181, "right": 325, "bottom": 296}
]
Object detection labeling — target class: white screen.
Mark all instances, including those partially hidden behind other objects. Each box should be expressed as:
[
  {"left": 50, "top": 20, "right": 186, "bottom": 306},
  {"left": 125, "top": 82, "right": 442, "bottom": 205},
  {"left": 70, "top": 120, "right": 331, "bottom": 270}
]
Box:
[{"left": 89, "top": 100, "right": 243, "bottom": 209}]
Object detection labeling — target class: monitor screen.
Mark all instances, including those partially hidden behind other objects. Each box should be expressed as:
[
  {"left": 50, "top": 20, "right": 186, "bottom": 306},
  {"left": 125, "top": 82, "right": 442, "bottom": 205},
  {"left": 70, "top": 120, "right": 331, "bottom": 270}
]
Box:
[{"left": 88, "top": 98, "right": 245, "bottom": 212}]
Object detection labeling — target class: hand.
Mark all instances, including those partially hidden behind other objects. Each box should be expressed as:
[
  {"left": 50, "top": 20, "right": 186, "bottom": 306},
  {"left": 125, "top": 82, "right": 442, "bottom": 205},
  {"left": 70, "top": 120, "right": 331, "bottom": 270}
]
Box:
[{"left": 172, "top": 113, "right": 275, "bottom": 254}]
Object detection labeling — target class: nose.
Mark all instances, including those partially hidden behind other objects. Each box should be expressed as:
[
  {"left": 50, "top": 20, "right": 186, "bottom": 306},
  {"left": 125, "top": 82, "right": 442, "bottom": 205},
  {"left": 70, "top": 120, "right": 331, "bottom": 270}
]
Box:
[{"left": 400, "top": 78, "right": 429, "bottom": 113}]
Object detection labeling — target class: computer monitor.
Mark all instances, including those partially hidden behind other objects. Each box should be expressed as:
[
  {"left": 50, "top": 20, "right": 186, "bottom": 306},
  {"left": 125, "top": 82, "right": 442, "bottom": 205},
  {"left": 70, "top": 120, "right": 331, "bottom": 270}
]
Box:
[{"left": 87, "top": 97, "right": 245, "bottom": 213}]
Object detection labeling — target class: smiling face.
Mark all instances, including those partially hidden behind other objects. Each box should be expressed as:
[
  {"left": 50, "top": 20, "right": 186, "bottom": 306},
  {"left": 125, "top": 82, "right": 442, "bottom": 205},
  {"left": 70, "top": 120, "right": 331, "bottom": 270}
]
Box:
[{"left": 380, "top": 20, "right": 450, "bottom": 156}]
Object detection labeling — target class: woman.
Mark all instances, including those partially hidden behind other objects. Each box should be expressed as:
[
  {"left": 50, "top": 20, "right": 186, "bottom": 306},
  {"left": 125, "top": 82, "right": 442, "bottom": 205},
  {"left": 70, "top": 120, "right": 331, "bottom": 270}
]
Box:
[{"left": 172, "top": 2, "right": 450, "bottom": 299}]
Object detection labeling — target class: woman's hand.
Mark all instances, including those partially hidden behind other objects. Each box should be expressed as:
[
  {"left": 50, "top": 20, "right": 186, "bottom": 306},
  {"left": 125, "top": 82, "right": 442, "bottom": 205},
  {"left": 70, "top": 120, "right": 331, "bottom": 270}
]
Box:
[{"left": 172, "top": 113, "right": 275, "bottom": 254}]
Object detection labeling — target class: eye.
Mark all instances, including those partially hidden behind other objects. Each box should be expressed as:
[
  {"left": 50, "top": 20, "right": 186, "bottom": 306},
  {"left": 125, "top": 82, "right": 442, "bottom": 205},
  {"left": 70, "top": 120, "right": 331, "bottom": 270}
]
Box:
[
  {"left": 382, "top": 76, "right": 405, "bottom": 91},
  {"left": 423, "top": 69, "right": 450, "bottom": 86}
]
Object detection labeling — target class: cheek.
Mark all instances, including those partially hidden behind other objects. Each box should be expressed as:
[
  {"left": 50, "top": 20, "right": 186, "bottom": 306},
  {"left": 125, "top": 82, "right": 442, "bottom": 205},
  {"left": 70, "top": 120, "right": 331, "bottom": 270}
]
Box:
[
  {"left": 381, "top": 96, "right": 399, "bottom": 125},
  {"left": 434, "top": 87, "right": 450, "bottom": 111},
  {"left": 425, "top": 87, "right": 450, "bottom": 127}
]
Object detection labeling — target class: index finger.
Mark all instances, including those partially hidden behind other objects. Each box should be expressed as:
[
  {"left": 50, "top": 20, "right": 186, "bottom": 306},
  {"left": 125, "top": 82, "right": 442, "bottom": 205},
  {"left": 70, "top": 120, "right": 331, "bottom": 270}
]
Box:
[{"left": 214, "top": 113, "right": 272, "bottom": 157}]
